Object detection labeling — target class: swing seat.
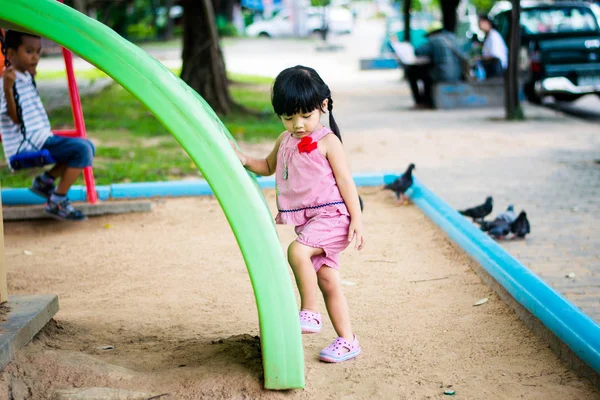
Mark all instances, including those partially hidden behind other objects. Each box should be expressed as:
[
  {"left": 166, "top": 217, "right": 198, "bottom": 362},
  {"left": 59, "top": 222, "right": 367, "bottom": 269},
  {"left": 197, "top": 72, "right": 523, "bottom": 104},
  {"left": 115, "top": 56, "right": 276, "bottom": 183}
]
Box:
[{"left": 9, "top": 149, "right": 55, "bottom": 170}]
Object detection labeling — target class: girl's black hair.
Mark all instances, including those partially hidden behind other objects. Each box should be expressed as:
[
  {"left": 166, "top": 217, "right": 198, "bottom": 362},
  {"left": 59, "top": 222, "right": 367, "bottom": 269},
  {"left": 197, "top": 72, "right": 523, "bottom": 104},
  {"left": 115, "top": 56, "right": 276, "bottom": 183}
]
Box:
[
  {"left": 271, "top": 65, "right": 342, "bottom": 142},
  {"left": 4, "top": 30, "right": 40, "bottom": 51}
]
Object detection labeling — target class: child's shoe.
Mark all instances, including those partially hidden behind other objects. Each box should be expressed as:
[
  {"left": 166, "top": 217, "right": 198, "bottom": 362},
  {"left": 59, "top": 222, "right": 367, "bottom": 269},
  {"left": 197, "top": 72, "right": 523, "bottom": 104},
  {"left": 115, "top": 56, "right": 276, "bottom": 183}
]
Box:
[
  {"left": 319, "top": 334, "right": 361, "bottom": 363},
  {"left": 299, "top": 310, "right": 322, "bottom": 334},
  {"left": 45, "top": 198, "right": 87, "bottom": 222},
  {"left": 30, "top": 175, "right": 56, "bottom": 199}
]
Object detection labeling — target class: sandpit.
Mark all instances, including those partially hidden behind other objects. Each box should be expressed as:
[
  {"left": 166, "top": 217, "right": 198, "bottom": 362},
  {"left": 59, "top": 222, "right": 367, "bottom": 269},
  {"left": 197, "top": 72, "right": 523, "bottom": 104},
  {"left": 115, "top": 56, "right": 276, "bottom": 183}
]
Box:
[{"left": 1, "top": 189, "right": 597, "bottom": 399}]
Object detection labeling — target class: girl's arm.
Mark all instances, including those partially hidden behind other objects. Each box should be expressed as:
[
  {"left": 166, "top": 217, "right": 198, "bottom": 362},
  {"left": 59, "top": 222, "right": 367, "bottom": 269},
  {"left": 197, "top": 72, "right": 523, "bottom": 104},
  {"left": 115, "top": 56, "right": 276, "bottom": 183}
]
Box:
[
  {"left": 231, "top": 131, "right": 285, "bottom": 176},
  {"left": 321, "top": 134, "right": 365, "bottom": 250},
  {"left": 3, "top": 67, "right": 19, "bottom": 124}
]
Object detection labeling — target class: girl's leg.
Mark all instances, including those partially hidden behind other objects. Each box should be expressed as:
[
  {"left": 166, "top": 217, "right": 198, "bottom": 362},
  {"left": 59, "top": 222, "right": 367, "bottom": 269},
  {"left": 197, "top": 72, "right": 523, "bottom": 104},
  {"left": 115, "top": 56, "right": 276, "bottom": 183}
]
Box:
[
  {"left": 317, "top": 266, "right": 353, "bottom": 342},
  {"left": 287, "top": 241, "right": 323, "bottom": 312}
]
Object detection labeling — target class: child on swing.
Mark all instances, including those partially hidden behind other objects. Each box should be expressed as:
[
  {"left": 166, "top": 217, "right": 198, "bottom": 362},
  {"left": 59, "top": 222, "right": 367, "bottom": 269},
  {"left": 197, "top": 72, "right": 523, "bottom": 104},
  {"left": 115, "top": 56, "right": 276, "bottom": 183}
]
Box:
[
  {"left": 1, "top": 30, "right": 94, "bottom": 221},
  {"left": 233, "top": 65, "right": 365, "bottom": 363}
]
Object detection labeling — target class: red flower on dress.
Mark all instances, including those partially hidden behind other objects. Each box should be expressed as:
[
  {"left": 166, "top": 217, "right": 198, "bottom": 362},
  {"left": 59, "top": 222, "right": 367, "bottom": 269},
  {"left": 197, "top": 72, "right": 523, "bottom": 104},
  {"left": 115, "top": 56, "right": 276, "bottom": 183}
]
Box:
[{"left": 298, "top": 136, "right": 318, "bottom": 154}]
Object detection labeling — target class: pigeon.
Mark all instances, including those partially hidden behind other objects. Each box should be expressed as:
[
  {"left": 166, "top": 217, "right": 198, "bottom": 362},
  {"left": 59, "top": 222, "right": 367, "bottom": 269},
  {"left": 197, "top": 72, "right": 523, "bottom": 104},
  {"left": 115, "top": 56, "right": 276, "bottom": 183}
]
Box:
[
  {"left": 480, "top": 205, "right": 517, "bottom": 231},
  {"left": 510, "top": 211, "right": 530, "bottom": 238},
  {"left": 487, "top": 219, "right": 511, "bottom": 238},
  {"left": 497, "top": 205, "right": 517, "bottom": 224},
  {"left": 383, "top": 163, "right": 415, "bottom": 204},
  {"left": 459, "top": 196, "right": 493, "bottom": 222}
]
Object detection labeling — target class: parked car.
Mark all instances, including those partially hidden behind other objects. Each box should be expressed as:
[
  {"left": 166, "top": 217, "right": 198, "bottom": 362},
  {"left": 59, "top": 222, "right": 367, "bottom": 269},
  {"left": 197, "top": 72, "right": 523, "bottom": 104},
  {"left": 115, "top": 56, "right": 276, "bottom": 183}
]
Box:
[
  {"left": 492, "top": 1, "right": 600, "bottom": 103},
  {"left": 245, "top": 6, "right": 354, "bottom": 38}
]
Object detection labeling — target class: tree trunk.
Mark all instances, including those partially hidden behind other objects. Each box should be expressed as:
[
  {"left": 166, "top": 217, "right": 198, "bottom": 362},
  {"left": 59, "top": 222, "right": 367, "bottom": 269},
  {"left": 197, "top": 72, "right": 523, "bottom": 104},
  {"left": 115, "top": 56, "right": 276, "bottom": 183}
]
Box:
[
  {"left": 150, "top": 0, "right": 159, "bottom": 40},
  {"left": 181, "top": 0, "right": 233, "bottom": 115},
  {"left": 320, "top": 5, "right": 329, "bottom": 42},
  {"left": 220, "top": 0, "right": 236, "bottom": 22},
  {"left": 403, "top": 0, "right": 411, "bottom": 43},
  {"left": 165, "top": 0, "right": 175, "bottom": 39},
  {"left": 440, "top": 0, "right": 460, "bottom": 32},
  {"left": 505, "top": 0, "right": 524, "bottom": 120},
  {"left": 73, "top": 0, "right": 87, "bottom": 13}
]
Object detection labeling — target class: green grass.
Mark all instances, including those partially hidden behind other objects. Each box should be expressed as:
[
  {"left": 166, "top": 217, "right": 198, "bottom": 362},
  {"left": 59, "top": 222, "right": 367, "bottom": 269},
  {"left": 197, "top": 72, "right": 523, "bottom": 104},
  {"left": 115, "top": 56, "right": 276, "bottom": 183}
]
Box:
[
  {"left": 228, "top": 72, "right": 273, "bottom": 85},
  {"left": 35, "top": 67, "right": 274, "bottom": 86},
  {"left": 35, "top": 68, "right": 109, "bottom": 81},
  {"left": 0, "top": 75, "right": 282, "bottom": 188}
]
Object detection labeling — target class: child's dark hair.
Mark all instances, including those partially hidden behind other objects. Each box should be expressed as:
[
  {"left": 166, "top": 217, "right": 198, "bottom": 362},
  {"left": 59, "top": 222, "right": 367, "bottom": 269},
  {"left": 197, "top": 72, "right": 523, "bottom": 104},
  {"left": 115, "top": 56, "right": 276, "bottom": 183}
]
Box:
[
  {"left": 4, "top": 30, "right": 41, "bottom": 51},
  {"left": 271, "top": 65, "right": 342, "bottom": 142}
]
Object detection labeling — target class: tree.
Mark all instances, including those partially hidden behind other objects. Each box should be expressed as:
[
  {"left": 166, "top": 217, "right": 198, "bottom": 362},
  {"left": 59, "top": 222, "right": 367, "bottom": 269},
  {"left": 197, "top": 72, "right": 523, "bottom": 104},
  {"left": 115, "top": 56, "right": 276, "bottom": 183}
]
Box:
[
  {"left": 403, "top": 0, "right": 411, "bottom": 43},
  {"left": 72, "top": 0, "right": 87, "bottom": 13},
  {"left": 164, "top": 0, "right": 175, "bottom": 39},
  {"left": 471, "top": 0, "right": 496, "bottom": 13},
  {"left": 440, "top": 0, "right": 460, "bottom": 32},
  {"left": 311, "top": 0, "right": 331, "bottom": 42},
  {"left": 180, "top": 0, "right": 233, "bottom": 115},
  {"left": 505, "top": 0, "right": 524, "bottom": 120},
  {"left": 401, "top": 0, "right": 460, "bottom": 35}
]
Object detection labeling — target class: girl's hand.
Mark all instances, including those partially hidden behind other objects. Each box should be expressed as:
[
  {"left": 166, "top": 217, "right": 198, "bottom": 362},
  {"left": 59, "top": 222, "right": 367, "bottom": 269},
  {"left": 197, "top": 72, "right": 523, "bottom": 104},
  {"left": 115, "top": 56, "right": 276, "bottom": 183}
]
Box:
[
  {"left": 348, "top": 219, "right": 365, "bottom": 251},
  {"left": 3, "top": 66, "right": 16, "bottom": 90},
  {"left": 229, "top": 140, "right": 247, "bottom": 166}
]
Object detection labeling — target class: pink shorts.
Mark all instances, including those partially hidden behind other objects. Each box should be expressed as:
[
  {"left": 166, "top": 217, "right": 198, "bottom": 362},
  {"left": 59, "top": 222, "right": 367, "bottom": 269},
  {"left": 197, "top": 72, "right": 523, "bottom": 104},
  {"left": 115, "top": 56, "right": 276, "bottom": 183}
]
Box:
[{"left": 295, "top": 212, "right": 351, "bottom": 272}]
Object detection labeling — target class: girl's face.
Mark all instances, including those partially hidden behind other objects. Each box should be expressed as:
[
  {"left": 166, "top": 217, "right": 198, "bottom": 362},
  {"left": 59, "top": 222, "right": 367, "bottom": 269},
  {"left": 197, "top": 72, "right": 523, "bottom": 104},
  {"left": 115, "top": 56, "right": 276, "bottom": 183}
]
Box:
[{"left": 280, "top": 99, "right": 328, "bottom": 137}]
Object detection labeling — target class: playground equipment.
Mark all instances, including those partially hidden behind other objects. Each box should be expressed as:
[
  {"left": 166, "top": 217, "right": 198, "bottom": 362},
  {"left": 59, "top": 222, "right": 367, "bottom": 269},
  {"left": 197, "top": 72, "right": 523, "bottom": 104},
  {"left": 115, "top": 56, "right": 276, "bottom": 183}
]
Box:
[
  {"left": 0, "top": 13, "right": 98, "bottom": 203},
  {"left": 0, "top": 0, "right": 304, "bottom": 390}
]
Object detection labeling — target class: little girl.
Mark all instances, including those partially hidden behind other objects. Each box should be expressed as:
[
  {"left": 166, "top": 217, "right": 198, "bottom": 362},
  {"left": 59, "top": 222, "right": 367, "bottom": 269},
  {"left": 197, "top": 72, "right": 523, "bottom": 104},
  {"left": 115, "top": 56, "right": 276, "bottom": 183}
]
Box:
[{"left": 233, "top": 65, "right": 364, "bottom": 363}]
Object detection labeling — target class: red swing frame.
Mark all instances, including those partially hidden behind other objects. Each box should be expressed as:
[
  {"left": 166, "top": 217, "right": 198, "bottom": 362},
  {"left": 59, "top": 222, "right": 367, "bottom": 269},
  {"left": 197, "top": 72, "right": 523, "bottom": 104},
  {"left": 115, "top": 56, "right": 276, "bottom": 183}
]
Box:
[{"left": 1, "top": 0, "right": 98, "bottom": 204}]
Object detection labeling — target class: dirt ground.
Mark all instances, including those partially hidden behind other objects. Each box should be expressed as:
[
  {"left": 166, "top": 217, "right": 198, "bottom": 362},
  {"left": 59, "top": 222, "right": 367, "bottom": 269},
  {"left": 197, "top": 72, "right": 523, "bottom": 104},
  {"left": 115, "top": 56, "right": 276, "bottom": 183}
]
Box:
[{"left": 1, "top": 189, "right": 598, "bottom": 399}]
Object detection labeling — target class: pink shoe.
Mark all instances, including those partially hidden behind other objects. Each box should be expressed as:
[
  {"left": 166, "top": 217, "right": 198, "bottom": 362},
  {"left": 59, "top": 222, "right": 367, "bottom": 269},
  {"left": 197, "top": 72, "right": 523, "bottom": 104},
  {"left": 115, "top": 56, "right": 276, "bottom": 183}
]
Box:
[
  {"left": 299, "top": 310, "right": 322, "bottom": 334},
  {"left": 319, "top": 335, "right": 361, "bottom": 363}
]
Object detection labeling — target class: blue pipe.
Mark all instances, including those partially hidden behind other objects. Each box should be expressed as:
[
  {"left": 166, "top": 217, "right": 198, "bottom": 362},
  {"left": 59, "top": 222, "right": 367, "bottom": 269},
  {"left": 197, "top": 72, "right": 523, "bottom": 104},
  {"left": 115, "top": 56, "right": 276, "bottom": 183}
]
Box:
[{"left": 1, "top": 173, "right": 390, "bottom": 204}]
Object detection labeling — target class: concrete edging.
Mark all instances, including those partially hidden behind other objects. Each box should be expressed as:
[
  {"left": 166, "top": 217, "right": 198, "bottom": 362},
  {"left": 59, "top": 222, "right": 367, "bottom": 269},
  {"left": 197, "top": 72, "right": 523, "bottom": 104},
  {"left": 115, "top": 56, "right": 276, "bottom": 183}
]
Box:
[
  {"left": 0, "top": 294, "right": 59, "bottom": 370},
  {"left": 3, "top": 173, "right": 599, "bottom": 382}
]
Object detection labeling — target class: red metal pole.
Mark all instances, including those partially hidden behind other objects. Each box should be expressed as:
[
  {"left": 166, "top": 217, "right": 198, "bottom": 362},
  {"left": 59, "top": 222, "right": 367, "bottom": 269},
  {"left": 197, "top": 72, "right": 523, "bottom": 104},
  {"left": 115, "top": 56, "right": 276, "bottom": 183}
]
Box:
[
  {"left": 53, "top": 129, "right": 78, "bottom": 137},
  {"left": 61, "top": 48, "right": 98, "bottom": 204},
  {"left": 58, "top": 0, "right": 98, "bottom": 204}
]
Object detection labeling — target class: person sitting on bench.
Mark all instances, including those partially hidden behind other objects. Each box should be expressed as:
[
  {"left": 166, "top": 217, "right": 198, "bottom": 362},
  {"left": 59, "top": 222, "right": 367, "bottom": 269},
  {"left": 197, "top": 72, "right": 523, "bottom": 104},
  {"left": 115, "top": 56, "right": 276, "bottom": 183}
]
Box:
[
  {"left": 392, "top": 21, "right": 462, "bottom": 109},
  {"left": 1, "top": 30, "right": 95, "bottom": 221},
  {"left": 476, "top": 14, "right": 508, "bottom": 78}
]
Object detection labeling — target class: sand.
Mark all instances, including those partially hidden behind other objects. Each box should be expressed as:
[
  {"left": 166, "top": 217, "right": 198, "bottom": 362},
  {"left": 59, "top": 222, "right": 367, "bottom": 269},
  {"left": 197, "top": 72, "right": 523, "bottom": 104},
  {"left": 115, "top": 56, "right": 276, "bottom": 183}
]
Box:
[{"left": 1, "top": 190, "right": 598, "bottom": 399}]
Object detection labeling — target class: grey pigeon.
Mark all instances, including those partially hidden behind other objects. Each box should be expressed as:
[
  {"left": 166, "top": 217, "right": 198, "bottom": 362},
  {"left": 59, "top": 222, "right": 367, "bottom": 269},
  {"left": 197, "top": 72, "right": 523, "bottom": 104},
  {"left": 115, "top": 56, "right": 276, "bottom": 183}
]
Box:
[
  {"left": 383, "top": 163, "right": 415, "bottom": 204},
  {"left": 510, "top": 211, "right": 530, "bottom": 238},
  {"left": 459, "top": 196, "right": 493, "bottom": 222},
  {"left": 480, "top": 205, "right": 517, "bottom": 231},
  {"left": 496, "top": 205, "right": 517, "bottom": 224},
  {"left": 487, "top": 219, "right": 511, "bottom": 238}
]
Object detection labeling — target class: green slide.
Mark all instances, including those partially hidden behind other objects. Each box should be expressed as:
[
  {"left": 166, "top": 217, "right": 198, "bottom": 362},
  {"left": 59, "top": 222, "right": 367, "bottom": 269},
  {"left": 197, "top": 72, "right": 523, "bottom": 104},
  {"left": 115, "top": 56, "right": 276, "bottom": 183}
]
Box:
[{"left": 0, "top": 0, "right": 304, "bottom": 390}]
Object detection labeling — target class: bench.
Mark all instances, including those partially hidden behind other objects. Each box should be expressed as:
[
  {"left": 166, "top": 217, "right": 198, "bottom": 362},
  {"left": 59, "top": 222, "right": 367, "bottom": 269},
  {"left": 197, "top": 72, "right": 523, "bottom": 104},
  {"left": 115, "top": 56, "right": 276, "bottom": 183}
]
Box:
[
  {"left": 433, "top": 78, "right": 526, "bottom": 110},
  {"left": 433, "top": 78, "right": 506, "bottom": 109}
]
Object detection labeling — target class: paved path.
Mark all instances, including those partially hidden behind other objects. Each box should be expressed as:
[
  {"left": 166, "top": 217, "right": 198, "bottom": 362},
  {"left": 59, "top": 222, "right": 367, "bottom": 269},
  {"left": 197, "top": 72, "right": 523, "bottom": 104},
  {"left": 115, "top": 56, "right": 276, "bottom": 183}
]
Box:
[
  {"left": 36, "top": 19, "right": 600, "bottom": 324},
  {"left": 38, "top": 78, "right": 112, "bottom": 111}
]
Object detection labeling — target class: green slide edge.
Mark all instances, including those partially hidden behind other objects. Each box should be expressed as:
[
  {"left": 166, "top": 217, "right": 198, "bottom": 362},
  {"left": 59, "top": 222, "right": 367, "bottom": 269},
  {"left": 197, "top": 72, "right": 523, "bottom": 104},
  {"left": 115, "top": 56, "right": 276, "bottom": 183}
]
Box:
[{"left": 0, "top": 0, "right": 304, "bottom": 389}]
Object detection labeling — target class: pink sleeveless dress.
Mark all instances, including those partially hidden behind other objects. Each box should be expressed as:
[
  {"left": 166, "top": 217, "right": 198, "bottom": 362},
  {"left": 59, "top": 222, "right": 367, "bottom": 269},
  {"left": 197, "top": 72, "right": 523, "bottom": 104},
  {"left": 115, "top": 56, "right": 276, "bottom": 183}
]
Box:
[{"left": 275, "top": 126, "right": 351, "bottom": 272}]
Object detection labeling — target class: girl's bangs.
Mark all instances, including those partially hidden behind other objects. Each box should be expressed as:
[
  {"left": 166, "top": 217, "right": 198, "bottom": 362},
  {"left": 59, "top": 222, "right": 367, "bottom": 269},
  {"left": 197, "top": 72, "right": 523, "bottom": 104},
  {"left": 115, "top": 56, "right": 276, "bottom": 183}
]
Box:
[{"left": 272, "top": 78, "right": 323, "bottom": 116}]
